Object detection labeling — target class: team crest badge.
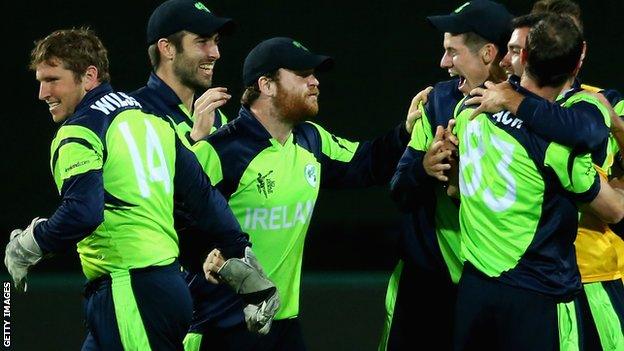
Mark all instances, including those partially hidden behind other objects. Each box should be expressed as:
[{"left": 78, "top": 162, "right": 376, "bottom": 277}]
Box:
[{"left": 304, "top": 164, "right": 317, "bottom": 187}]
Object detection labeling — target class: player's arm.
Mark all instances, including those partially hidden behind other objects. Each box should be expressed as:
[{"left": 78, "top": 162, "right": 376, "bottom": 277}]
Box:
[
  {"left": 33, "top": 125, "right": 106, "bottom": 253},
  {"left": 33, "top": 172, "right": 104, "bottom": 253},
  {"left": 598, "top": 90, "right": 624, "bottom": 169},
  {"left": 585, "top": 175, "right": 624, "bottom": 224},
  {"left": 5, "top": 124, "right": 105, "bottom": 291},
  {"left": 545, "top": 143, "right": 624, "bottom": 223},
  {"left": 174, "top": 137, "right": 280, "bottom": 333},
  {"left": 468, "top": 82, "right": 610, "bottom": 151},
  {"left": 173, "top": 136, "right": 247, "bottom": 258},
  {"left": 305, "top": 117, "right": 410, "bottom": 189},
  {"left": 306, "top": 86, "right": 437, "bottom": 191},
  {"left": 391, "top": 90, "right": 460, "bottom": 208}
]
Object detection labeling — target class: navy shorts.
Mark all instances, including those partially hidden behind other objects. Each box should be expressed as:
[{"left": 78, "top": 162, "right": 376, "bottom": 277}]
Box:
[
  {"left": 81, "top": 261, "right": 193, "bottom": 351},
  {"left": 184, "top": 318, "right": 306, "bottom": 351},
  {"left": 380, "top": 260, "right": 457, "bottom": 350},
  {"left": 453, "top": 263, "right": 583, "bottom": 351}
]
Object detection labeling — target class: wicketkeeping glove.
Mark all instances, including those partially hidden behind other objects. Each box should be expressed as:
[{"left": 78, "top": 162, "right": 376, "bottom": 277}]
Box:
[
  {"left": 5, "top": 217, "right": 46, "bottom": 292},
  {"left": 217, "top": 246, "right": 280, "bottom": 334}
]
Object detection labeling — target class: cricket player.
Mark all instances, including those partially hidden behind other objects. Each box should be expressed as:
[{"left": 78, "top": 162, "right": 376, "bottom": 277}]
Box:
[{"left": 5, "top": 27, "right": 276, "bottom": 350}]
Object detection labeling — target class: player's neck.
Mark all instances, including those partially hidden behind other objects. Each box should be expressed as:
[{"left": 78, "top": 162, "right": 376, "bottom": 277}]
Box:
[
  {"left": 155, "top": 68, "right": 195, "bottom": 114},
  {"left": 560, "top": 77, "right": 575, "bottom": 93},
  {"left": 520, "top": 75, "right": 562, "bottom": 102},
  {"left": 250, "top": 103, "right": 293, "bottom": 145}
]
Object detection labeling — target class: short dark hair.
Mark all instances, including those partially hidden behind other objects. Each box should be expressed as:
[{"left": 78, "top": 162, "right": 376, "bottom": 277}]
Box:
[
  {"left": 531, "top": 0, "right": 583, "bottom": 32},
  {"left": 148, "top": 31, "right": 185, "bottom": 70},
  {"left": 512, "top": 13, "right": 546, "bottom": 30},
  {"left": 240, "top": 70, "right": 280, "bottom": 107},
  {"left": 525, "top": 14, "right": 583, "bottom": 88},
  {"left": 30, "top": 27, "right": 110, "bottom": 83}
]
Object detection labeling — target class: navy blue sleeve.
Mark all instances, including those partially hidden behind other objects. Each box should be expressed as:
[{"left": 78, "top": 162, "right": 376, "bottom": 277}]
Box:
[
  {"left": 601, "top": 89, "right": 624, "bottom": 110},
  {"left": 389, "top": 147, "right": 434, "bottom": 211},
  {"left": 321, "top": 123, "right": 410, "bottom": 188},
  {"left": 174, "top": 137, "right": 249, "bottom": 259},
  {"left": 516, "top": 97, "right": 609, "bottom": 152},
  {"left": 34, "top": 170, "right": 105, "bottom": 254}
]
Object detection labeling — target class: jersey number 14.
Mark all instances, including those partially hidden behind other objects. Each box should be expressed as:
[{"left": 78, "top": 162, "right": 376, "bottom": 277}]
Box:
[{"left": 118, "top": 120, "right": 171, "bottom": 198}]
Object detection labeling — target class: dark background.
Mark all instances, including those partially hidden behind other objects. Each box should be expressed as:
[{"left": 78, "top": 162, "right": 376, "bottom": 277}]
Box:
[{"left": 4, "top": 0, "right": 624, "bottom": 349}]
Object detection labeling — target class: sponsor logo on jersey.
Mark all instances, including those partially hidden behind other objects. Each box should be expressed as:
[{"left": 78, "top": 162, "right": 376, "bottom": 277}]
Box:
[
  {"left": 304, "top": 164, "right": 317, "bottom": 187},
  {"left": 64, "top": 160, "right": 89, "bottom": 173},
  {"left": 90, "top": 92, "right": 142, "bottom": 115},
  {"left": 243, "top": 200, "right": 315, "bottom": 230},
  {"left": 256, "top": 170, "right": 275, "bottom": 198}
]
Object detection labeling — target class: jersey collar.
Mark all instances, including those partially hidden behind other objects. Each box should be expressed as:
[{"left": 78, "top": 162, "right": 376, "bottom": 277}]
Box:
[
  {"left": 70, "top": 83, "right": 114, "bottom": 122},
  {"left": 238, "top": 106, "right": 277, "bottom": 141},
  {"left": 146, "top": 72, "right": 186, "bottom": 109},
  {"left": 556, "top": 78, "right": 582, "bottom": 103},
  {"left": 508, "top": 75, "right": 549, "bottom": 101},
  {"left": 509, "top": 75, "right": 582, "bottom": 104}
]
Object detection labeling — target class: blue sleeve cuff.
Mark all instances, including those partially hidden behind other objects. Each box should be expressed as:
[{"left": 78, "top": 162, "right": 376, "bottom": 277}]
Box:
[{"left": 574, "top": 173, "right": 601, "bottom": 204}]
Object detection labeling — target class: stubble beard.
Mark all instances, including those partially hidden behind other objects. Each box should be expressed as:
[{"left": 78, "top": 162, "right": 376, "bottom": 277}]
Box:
[{"left": 173, "top": 55, "right": 212, "bottom": 93}]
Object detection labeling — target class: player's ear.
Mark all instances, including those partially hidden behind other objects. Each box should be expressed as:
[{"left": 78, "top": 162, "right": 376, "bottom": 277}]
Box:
[
  {"left": 258, "top": 76, "right": 277, "bottom": 97},
  {"left": 82, "top": 65, "right": 99, "bottom": 91},
  {"left": 520, "top": 48, "right": 528, "bottom": 66},
  {"left": 157, "top": 38, "right": 176, "bottom": 61},
  {"left": 481, "top": 43, "right": 496, "bottom": 65}
]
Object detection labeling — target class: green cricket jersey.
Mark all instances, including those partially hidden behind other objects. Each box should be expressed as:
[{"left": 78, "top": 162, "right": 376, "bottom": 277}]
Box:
[
  {"left": 454, "top": 81, "right": 603, "bottom": 297},
  {"left": 193, "top": 106, "right": 409, "bottom": 319},
  {"left": 34, "top": 83, "right": 247, "bottom": 280}
]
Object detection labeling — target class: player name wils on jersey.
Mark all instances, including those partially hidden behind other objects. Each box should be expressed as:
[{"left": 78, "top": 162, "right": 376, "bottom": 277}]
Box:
[
  {"left": 242, "top": 200, "right": 315, "bottom": 230},
  {"left": 90, "top": 92, "right": 142, "bottom": 115}
]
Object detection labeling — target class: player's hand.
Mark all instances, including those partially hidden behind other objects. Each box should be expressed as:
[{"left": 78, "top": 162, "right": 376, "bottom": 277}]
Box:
[
  {"left": 423, "top": 126, "right": 453, "bottom": 182},
  {"left": 405, "top": 86, "right": 433, "bottom": 134},
  {"left": 441, "top": 120, "right": 460, "bottom": 197},
  {"left": 213, "top": 247, "right": 280, "bottom": 334},
  {"left": 203, "top": 248, "right": 225, "bottom": 284},
  {"left": 189, "top": 87, "right": 231, "bottom": 142},
  {"left": 5, "top": 217, "right": 46, "bottom": 292},
  {"left": 466, "top": 81, "right": 522, "bottom": 120}
]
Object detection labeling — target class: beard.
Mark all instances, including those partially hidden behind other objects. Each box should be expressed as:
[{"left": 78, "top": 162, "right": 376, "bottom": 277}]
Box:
[
  {"left": 274, "top": 82, "right": 319, "bottom": 124},
  {"left": 172, "top": 52, "right": 212, "bottom": 93}
]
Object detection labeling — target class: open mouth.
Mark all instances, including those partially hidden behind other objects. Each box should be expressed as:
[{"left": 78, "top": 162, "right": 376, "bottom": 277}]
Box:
[{"left": 458, "top": 76, "right": 467, "bottom": 91}]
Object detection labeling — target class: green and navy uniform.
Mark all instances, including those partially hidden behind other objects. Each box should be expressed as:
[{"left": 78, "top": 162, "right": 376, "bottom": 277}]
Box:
[
  {"left": 131, "top": 74, "right": 247, "bottom": 335},
  {"left": 182, "top": 106, "right": 409, "bottom": 350},
  {"left": 383, "top": 78, "right": 463, "bottom": 351},
  {"left": 383, "top": 75, "right": 612, "bottom": 350},
  {"left": 492, "top": 77, "right": 623, "bottom": 349},
  {"left": 563, "top": 82, "right": 624, "bottom": 351},
  {"left": 34, "top": 83, "right": 249, "bottom": 350},
  {"left": 133, "top": 73, "right": 228, "bottom": 141},
  {"left": 453, "top": 79, "right": 605, "bottom": 350}
]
